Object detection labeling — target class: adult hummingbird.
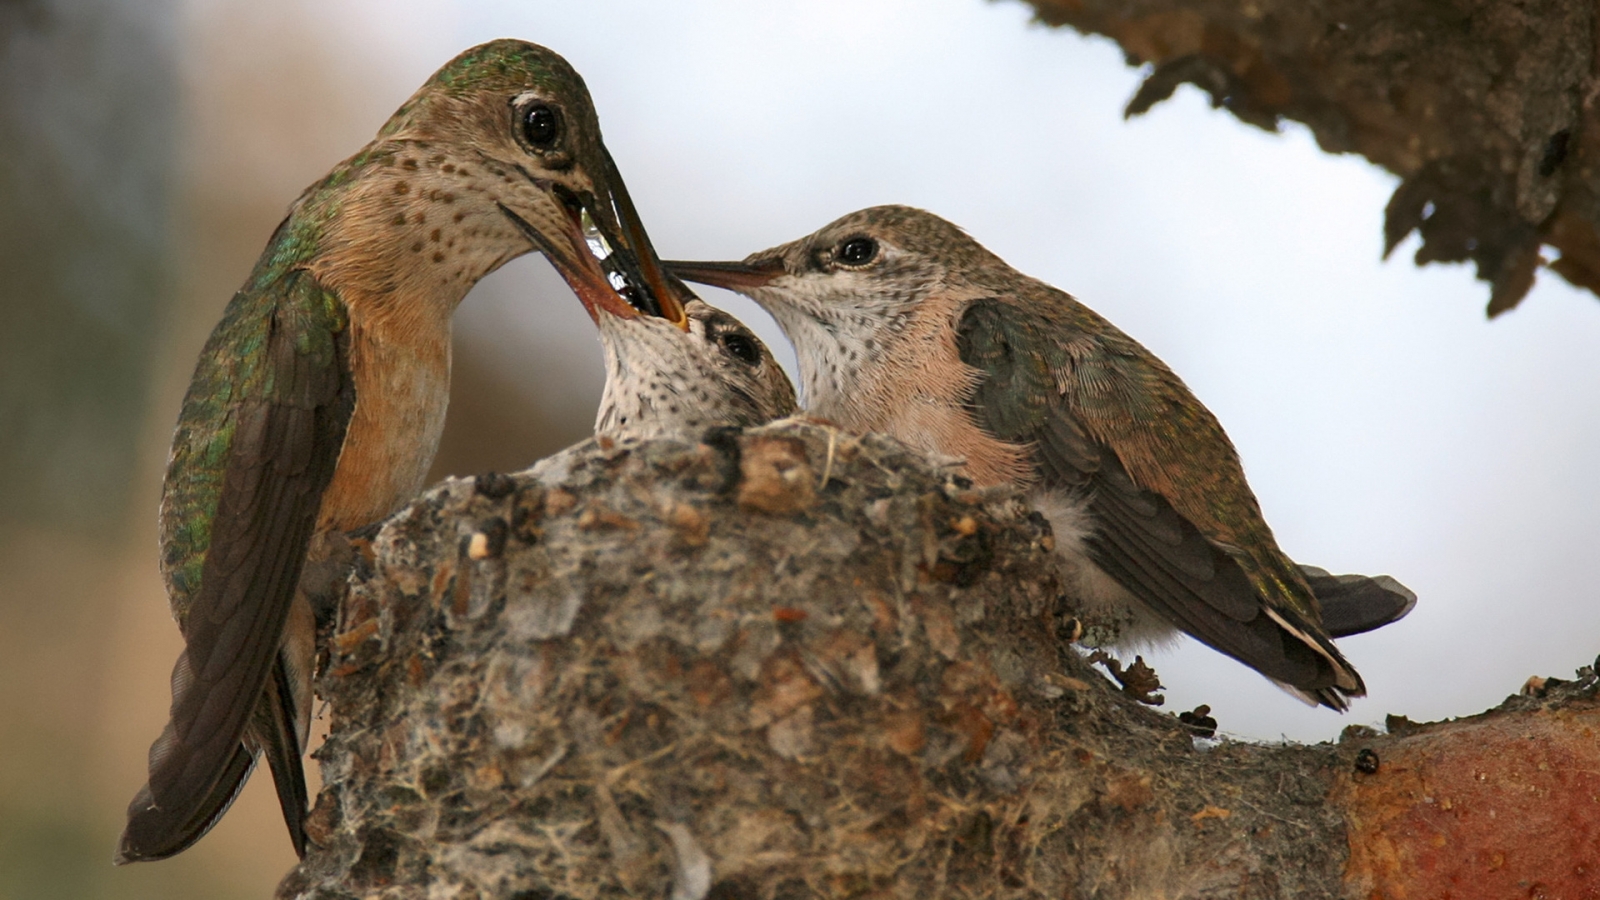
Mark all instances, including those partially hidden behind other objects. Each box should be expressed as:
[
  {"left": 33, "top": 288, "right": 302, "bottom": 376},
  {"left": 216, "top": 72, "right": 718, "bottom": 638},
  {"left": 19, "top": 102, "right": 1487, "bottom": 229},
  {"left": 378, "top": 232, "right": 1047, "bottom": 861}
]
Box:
[
  {"left": 119, "top": 39, "right": 688, "bottom": 864},
  {"left": 670, "top": 205, "right": 1414, "bottom": 709}
]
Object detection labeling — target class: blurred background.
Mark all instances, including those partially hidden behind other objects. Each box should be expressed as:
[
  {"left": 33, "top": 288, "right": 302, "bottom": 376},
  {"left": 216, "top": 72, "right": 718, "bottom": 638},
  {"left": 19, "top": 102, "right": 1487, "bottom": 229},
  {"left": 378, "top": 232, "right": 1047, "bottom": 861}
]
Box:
[{"left": 2, "top": 0, "right": 1597, "bottom": 896}]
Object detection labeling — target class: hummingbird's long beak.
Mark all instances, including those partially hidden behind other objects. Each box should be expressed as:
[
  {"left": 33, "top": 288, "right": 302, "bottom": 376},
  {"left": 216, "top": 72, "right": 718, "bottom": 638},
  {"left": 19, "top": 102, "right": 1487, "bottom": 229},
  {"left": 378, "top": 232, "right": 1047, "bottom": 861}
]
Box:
[
  {"left": 596, "top": 148, "right": 692, "bottom": 330},
  {"left": 498, "top": 197, "right": 639, "bottom": 323},
  {"left": 497, "top": 177, "right": 687, "bottom": 329},
  {"left": 665, "top": 258, "right": 785, "bottom": 291}
]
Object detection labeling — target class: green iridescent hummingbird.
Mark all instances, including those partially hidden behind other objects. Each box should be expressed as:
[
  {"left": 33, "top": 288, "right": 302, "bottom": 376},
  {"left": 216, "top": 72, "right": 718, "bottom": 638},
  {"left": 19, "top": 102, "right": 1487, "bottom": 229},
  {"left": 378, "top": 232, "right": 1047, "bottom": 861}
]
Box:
[
  {"left": 671, "top": 205, "right": 1415, "bottom": 710},
  {"left": 119, "top": 39, "right": 688, "bottom": 864}
]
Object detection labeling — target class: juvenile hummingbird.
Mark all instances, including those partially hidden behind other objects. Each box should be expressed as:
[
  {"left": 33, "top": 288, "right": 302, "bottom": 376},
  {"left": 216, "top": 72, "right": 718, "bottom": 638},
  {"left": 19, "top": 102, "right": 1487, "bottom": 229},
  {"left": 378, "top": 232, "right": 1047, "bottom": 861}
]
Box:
[
  {"left": 120, "top": 40, "right": 688, "bottom": 863},
  {"left": 670, "top": 205, "right": 1414, "bottom": 709},
  {"left": 588, "top": 293, "right": 796, "bottom": 439}
]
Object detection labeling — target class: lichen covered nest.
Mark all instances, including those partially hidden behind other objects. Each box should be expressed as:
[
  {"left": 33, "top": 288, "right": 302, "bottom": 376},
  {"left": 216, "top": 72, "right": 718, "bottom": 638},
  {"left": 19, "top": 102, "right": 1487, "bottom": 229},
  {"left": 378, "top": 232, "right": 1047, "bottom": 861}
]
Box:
[{"left": 278, "top": 420, "right": 1355, "bottom": 899}]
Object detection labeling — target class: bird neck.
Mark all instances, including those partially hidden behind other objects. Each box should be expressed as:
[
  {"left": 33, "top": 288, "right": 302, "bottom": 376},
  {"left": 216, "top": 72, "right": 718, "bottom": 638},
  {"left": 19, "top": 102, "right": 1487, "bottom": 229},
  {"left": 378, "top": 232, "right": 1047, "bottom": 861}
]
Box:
[
  {"left": 754, "top": 298, "right": 898, "bottom": 428},
  {"left": 284, "top": 144, "right": 524, "bottom": 337},
  {"left": 595, "top": 316, "right": 710, "bottom": 439},
  {"left": 775, "top": 297, "right": 898, "bottom": 424},
  {"left": 775, "top": 291, "right": 1033, "bottom": 488},
  {"left": 255, "top": 144, "right": 530, "bottom": 529},
  {"left": 786, "top": 315, "right": 872, "bottom": 421}
]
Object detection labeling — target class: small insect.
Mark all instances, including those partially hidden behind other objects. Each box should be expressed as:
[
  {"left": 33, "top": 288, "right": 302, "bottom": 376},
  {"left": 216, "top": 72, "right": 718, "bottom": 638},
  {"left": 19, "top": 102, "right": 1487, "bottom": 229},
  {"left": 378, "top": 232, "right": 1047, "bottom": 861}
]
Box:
[{"left": 1354, "top": 748, "right": 1381, "bottom": 775}]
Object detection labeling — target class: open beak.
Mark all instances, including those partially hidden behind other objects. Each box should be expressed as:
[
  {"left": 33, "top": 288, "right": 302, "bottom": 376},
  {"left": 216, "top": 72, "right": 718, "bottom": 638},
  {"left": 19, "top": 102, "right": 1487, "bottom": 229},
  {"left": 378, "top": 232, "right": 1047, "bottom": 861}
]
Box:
[
  {"left": 596, "top": 148, "right": 691, "bottom": 330},
  {"left": 664, "top": 257, "right": 785, "bottom": 292},
  {"left": 496, "top": 160, "right": 689, "bottom": 330}
]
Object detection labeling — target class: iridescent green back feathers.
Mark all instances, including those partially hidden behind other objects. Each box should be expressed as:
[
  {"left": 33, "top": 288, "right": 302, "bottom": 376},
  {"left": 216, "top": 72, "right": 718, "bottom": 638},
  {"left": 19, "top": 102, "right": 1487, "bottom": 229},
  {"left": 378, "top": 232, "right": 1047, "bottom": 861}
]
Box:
[{"left": 159, "top": 269, "right": 348, "bottom": 619}]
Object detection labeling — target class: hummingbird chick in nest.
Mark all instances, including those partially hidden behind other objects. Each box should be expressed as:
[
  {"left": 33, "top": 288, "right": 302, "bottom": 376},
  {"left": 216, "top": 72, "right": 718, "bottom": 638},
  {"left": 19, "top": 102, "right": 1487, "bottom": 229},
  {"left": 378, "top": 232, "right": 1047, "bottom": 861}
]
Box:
[
  {"left": 582, "top": 280, "right": 796, "bottom": 439},
  {"left": 671, "top": 205, "right": 1416, "bottom": 709}
]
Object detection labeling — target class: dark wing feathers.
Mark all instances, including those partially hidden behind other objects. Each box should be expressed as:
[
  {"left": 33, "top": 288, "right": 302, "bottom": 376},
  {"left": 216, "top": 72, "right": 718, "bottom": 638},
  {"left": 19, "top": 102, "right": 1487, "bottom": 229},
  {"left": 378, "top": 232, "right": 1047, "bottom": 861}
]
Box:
[
  {"left": 962, "top": 300, "right": 1056, "bottom": 443},
  {"left": 1084, "top": 517, "right": 1325, "bottom": 687},
  {"left": 115, "top": 737, "right": 258, "bottom": 865},
  {"left": 121, "top": 273, "right": 351, "bottom": 862},
  {"left": 957, "top": 296, "right": 1357, "bottom": 704},
  {"left": 1036, "top": 412, "right": 1100, "bottom": 484}
]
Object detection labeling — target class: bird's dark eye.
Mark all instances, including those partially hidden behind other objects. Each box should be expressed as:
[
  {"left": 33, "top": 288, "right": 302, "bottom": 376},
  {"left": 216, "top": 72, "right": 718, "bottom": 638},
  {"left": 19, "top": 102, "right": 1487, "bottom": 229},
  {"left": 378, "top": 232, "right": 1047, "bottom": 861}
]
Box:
[
  {"left": 837, "top": 236, "right": 877, "bottom": 266},
  {"left": 521, "top": 103, "right": 561, "bottom": 148},
  {"left": 720, "top": 331, "right": 761, "bottom": 365}
]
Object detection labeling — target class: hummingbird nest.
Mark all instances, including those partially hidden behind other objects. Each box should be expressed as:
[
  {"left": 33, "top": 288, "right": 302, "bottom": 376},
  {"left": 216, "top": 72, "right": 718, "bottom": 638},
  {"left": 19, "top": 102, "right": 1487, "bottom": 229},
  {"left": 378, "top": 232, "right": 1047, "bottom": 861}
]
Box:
[{"left": 277, "top": 420, "right": 1600, "bottom": 899}]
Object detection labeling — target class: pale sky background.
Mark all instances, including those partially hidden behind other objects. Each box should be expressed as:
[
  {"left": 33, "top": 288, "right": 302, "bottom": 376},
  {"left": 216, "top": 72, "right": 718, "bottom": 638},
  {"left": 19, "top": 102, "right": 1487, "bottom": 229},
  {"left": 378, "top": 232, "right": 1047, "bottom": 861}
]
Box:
[
  {"left": 284, "top": 0, "right": 1598, "bottom": 744},
  {"left": 5, "top": 1, "right": 1599, "bottom": 896}
]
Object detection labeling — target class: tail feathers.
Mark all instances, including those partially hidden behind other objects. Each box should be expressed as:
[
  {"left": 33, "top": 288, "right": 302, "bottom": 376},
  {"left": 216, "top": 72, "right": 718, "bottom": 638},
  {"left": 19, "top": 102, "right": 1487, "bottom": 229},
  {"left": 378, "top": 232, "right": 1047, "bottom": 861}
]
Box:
[
  {"left": 1272, "top": 680, "right": 1353, "bottom": 712},
  {"left": 117, "top": 739, "right": 257, "bottom": 864},
  {"left": 1268, "top": 566, "right": 1418, "bottom": 708},
  {"left": 1301, "top": 565, "right": 1418, "bottom": 638},
  {"left": 1259, "top": 603, "right": 1365, "bottom": 711},
  {"left": 260, "top": 658, "right": 309, "bottom": 858},
  {"left": 118, "top": 646, "right": 257, "bottom": 863}
]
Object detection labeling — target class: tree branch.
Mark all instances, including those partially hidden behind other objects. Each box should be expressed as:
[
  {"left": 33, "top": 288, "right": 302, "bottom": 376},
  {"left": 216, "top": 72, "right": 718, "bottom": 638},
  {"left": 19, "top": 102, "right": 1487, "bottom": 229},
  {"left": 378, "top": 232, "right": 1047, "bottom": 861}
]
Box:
[{"left": 1021, "top": 0, "right": 1599, "bottom": 316}]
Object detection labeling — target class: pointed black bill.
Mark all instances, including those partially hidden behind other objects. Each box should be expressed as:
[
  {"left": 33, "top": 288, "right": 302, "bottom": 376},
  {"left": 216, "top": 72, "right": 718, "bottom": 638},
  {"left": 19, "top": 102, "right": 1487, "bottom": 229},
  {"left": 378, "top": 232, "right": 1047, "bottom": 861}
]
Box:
[
  {"left": 498, "top": 181, "right": 689, "bottom": 331},
  {"left": 595, "top": 146, "right": 693, "bottom": 328},
  {"left": 666, "top": 258, "right": 786, "bottom": 292}
]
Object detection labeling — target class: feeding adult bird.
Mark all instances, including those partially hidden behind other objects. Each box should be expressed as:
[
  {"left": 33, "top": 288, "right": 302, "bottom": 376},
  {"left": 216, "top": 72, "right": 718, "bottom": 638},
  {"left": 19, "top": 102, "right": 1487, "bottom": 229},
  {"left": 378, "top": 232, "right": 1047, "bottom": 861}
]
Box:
[
  {"left": 587, "top": 292, "right": 796, "bottom": 439},
  {"left": 670, "top": 205, "right": 1414, "bottom": 709},
  {"left": 120, "top": 39, "right": 689, "bottom": 864}
]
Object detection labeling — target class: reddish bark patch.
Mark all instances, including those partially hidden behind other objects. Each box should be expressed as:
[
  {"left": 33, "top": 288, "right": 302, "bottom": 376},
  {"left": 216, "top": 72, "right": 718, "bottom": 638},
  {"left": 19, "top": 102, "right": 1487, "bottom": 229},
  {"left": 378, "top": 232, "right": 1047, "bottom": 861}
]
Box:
[{"left": 1339, "top": 708, "right": 1600, "bottom": 898}]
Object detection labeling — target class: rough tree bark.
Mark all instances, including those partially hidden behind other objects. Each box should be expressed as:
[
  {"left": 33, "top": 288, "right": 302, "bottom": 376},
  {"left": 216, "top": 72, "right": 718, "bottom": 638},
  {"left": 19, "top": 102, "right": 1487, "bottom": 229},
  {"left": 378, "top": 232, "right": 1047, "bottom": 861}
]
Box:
[
  {"left": 1020, "top": 0, "right": 1600, "bottom": 317},
  {"left": 276, "top": 422, "right": 1599, "bottom": 899}
]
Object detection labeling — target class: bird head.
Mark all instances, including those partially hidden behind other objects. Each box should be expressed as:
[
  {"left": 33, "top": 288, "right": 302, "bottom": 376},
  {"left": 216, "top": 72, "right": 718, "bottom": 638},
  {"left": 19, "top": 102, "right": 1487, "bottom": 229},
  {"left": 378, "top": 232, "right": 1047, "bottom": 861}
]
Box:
[
  {"left": 665, "top": 205, "right": 979, "bottom": 334},
  {"left": 593, "top": 299, "right": 796, "bottom": 439},
  {"left": 666, "top": 206, "right": 996, "bottom": 410},
  {"left": 307, "top": 39, "right": 689, "bottom": 330}
]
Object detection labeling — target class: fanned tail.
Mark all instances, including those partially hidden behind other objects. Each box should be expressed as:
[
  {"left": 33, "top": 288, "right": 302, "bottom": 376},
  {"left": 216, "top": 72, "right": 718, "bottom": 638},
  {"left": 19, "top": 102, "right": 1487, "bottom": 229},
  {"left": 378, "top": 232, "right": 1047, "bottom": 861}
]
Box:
[{"left": 1301, "top": 565, "right": 1418, "bottom": 638}]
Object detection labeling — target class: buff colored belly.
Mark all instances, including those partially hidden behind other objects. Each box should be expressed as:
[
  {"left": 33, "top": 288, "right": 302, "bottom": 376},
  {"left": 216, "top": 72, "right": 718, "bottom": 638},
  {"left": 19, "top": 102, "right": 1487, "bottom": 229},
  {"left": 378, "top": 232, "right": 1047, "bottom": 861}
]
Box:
[
  {"left": 882, "top": 400, "right": 1030, "bottom": 489},
  {"left": 315, "top": 317, "right": 452, "bottom": 532}
]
